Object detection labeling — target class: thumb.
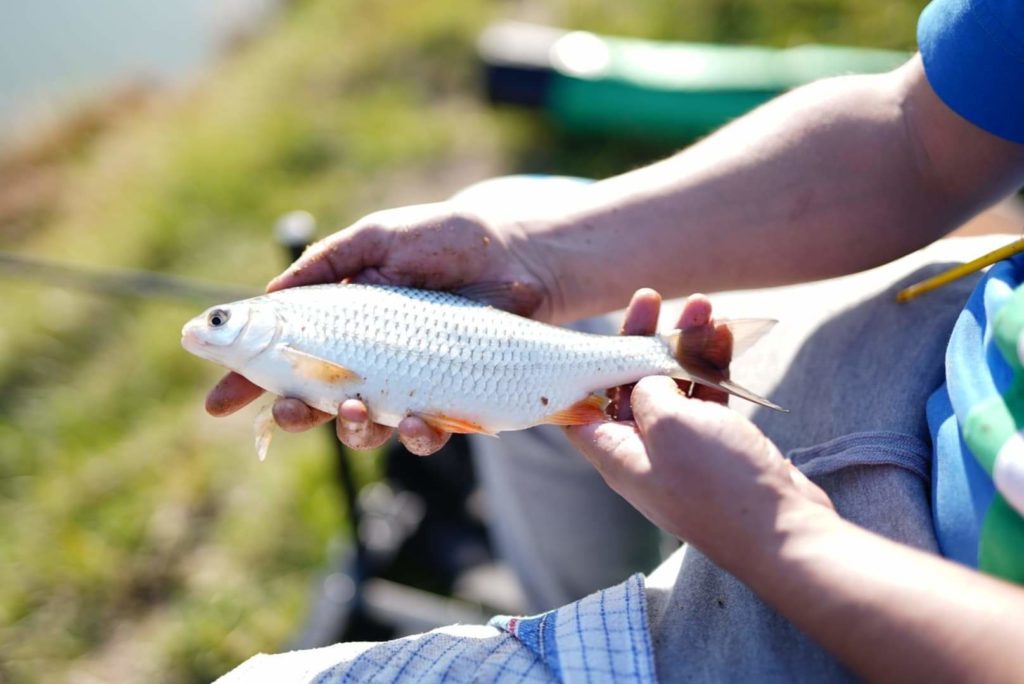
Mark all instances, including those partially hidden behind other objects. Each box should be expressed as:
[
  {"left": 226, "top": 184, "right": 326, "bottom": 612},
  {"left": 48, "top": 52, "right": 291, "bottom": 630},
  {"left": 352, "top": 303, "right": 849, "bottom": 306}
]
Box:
[
  {"left": 267, "top": 224, "right": 385, "bottom": 292},
  {"left": 629, "top": 376, "right": 697, "bottom": 438},
  {"left": 629, "top": 375, "right": 756, "bottom": 462},
  {"left": 565, "top": 421, "right": 652, "bottom": 483}
]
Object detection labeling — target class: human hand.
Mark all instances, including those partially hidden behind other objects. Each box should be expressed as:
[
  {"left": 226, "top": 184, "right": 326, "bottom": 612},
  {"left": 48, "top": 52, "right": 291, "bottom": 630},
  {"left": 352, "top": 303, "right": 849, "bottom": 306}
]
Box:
[
  {"left": 205, "top": 201, "right": 554, "bottom": 455},
  {"left": 567, "top": 291, "right": 833, "bottom": 571},
  {"left": 605, "top": 288, "right": 730, "bottom": 422}
]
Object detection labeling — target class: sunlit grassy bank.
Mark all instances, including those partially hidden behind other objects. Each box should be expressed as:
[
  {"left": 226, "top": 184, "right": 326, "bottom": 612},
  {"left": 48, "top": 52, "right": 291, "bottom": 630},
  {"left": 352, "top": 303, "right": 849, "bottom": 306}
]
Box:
[{"left": 0, "top": 1, "right": 920, "bottom": 681}]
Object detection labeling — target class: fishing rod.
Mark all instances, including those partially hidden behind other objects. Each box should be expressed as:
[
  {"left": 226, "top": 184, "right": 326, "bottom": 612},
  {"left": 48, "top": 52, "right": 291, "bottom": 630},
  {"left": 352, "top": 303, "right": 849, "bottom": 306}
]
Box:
[
  {"left": 0, "top": 211, "right": 323, "bottom": 304},
  {"left": 2, "top": 213, "right": 485, "bottom": 644},
  {"left": 0, "top": 250, "right": 259, "bottom": 304}
]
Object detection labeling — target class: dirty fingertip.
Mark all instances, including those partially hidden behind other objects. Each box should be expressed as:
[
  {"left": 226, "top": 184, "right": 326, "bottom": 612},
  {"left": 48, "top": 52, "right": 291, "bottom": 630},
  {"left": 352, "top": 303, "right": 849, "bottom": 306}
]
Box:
[
  {"left": 621, "top": 289, "right": 662, "bottom": 335},
  {"left": 679, "top": 293, "right": 712, "bottom": 328},
  {"left": 399, "top": 416, "right": 449, "bottom": 456},
  {"left": 273, "top": 398, "right": 329, "bottom": 432},
  {"left": 206, "top": 372, "right": 263, "bottom": 416}
]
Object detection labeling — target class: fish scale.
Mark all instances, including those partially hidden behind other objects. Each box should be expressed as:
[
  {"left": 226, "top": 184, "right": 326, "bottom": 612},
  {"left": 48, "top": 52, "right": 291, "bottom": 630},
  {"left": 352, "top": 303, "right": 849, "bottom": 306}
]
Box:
[
  {"left": 182, "top": 283, "right": 782, "bottom": 457},
  {"left": 270, "top": 285, "right": 665, "bottom": 427}
]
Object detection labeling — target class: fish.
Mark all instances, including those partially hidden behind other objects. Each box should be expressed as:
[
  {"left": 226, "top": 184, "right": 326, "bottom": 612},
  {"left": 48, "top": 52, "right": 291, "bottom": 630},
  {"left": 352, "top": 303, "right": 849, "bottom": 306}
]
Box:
[{"left": 181, "top": 284, "right": 783, "bottom": 459}]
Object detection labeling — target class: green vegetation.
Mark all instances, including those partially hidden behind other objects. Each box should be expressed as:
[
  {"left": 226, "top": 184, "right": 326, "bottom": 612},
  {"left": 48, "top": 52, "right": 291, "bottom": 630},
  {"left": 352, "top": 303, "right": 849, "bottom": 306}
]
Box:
[{"left": 0, "top": 1, "right": 921, "bottom": 681}]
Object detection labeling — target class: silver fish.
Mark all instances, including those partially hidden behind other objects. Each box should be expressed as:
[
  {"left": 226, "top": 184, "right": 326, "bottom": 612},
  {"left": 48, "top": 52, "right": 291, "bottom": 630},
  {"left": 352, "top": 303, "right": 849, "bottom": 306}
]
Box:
[{"left": 181, "top": 284, "right": 782, "bottom": 458}]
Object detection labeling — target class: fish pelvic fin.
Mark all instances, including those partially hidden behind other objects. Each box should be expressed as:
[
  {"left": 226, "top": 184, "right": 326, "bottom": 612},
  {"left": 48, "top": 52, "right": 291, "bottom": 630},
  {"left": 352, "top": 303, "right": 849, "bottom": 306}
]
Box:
[
  {"left": 280, "top": 345, "right": 361, "bottom": 384},
  {"left": 542, "top": 394, "right": 607, "bottom": 426},
  {"left": 421, "top": 413, "right": 496, "bottom": 436},
  {"left": 254, "top": 400, "right": 276, "bottom": 461},
  {"left": 660, "top": 319, "right": 787, "bottom": 413}
]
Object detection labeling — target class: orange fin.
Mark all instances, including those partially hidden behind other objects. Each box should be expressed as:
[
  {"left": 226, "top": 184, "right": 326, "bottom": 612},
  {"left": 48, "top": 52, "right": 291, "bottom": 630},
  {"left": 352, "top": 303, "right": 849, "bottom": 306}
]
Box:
[
  {"left": 280, "top": 346, "right": 361, "bottom": 384},
  {"left": 542, "top": 395, "right": 607, "bottom": 426},
  {"left": 421, "top": 413, "right": 495, "bottom": 435}
]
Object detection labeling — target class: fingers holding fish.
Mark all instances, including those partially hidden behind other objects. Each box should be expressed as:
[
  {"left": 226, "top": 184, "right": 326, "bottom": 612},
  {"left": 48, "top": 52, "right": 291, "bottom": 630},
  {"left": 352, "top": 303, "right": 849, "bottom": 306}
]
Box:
[
  {"left": 266, "top": 202, "right": 552, "bottom": 321},
  {"left": 608, "top": 290, "right": 727, "bottom": 421},
  {"left": 335, "top": 401, "right": 451, "bottom": 455},
  {"left": 678, "top": 294, "right": 731, "bottom": 406},
  {"left": 607, "top": 288, "right": 662, "bottom": 421},
  {"left": 273, "top": 397, "right": 333, "bottom": 432},
  {"left": 678, "top": 293, "right": 712, "bottom": 328},
  {"left": 397, "top": 416, "right": 451, "bottom": 456},
  {"left": 566, "top": 420, "right": 652, "bottom": 491},
  {"left": 336, "top": 399, "right": 392, "bottom": 450},
  {"left": 206, "top": 372, "right": 264, "bottom": 416},
  {"left": 620, "top": 288, "right": 662, "bottom": 334},
  {"left": 267, "top": 223, "right": 388, "bottom": 292}
]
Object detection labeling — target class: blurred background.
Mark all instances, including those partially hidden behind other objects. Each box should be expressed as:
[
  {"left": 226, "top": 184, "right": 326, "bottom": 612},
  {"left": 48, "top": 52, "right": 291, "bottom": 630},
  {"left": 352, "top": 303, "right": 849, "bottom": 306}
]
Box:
[{"left": 0, "top": 1, "right": 927, "bottom": 682}]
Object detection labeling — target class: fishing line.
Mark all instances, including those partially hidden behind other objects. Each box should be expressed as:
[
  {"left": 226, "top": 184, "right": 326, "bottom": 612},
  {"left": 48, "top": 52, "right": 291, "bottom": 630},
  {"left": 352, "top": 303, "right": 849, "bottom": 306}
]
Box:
[{"left": 0, "top": 250, "right": 258, "bottom": 304}]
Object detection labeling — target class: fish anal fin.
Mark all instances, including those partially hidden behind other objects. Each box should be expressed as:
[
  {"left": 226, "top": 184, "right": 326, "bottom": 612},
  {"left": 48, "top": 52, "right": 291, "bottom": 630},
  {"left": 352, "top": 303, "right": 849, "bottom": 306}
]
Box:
[
  {"left": 421, "top": 413, "right": 495, "bottom": 435},
  {"left": 543, "top": 395, "right": 607, "bottom": 426},
  {"left": 280, "top": 345, "right": 361, "bottom": 384}
]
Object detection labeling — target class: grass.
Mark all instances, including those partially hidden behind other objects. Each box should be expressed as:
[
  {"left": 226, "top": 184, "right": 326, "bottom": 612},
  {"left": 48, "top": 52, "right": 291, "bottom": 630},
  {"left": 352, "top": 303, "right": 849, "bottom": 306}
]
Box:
[{"left": 0, "top": 0, "right": 922, "bottom": 681}]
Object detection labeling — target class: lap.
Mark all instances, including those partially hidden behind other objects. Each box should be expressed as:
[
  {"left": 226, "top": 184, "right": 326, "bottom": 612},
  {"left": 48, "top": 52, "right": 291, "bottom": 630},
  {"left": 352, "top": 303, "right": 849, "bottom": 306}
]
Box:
[{"left": 645, "top": 236, "right": 1000, "bottom": 681}]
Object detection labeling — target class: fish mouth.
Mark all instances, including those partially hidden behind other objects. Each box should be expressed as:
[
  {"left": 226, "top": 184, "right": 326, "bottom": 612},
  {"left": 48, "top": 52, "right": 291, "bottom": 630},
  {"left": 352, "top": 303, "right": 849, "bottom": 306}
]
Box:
[{"left": 180, "top": 320, "right": 210, "bottom": 356}]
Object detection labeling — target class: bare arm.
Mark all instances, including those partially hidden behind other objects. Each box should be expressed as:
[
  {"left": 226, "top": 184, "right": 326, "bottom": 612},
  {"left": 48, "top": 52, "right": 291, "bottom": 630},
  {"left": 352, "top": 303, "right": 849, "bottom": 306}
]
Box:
[
  {"left": 759, "top": 508, "right": 1024, "bottom": 683},
  {"left": 207, "top": 56, "right": 1024, "bottom": 451},
  {"left": 526, "top": 56, "right": 1024, "bottom": 322}
]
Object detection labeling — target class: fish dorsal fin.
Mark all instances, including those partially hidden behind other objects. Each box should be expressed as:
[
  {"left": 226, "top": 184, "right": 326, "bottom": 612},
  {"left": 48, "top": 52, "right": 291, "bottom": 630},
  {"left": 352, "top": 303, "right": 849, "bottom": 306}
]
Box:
[
  {"left": 542, "top": 395, "right": 607, "bottom": 426},
  {"left": 421, "top": 413, "right": 495, "bottom": 435},
  {"left": 280, "top": 345, "right": 361, "bottom": 384}
]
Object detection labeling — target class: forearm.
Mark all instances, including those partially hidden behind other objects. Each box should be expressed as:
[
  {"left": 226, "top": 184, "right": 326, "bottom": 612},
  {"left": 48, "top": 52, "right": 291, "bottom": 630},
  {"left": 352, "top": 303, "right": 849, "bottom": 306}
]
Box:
[
  {"left": 524, "top": 57, "right": 1024, "bottom": 323},
  {"left": 739, "top": 505, "right": 1024, "bottom": 683},
  {"left": 574, "top": 377, "right": 1024, "bottom": 679}
]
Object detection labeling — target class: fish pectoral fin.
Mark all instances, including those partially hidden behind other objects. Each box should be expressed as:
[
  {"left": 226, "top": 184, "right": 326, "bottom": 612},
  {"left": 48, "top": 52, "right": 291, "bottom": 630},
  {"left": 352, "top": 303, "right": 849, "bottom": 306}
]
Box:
[
  {"left": 420, "top": 413, "right": 495, "bottom": 435},
  {"left": 254, "top": 400, "right": 276, "bottom": 461},
  {"left": 542, "top": 395, "right": 607, "bottom": 426},
  {"left": 280, "top": 345, "right": 361, "bottom": 384}
]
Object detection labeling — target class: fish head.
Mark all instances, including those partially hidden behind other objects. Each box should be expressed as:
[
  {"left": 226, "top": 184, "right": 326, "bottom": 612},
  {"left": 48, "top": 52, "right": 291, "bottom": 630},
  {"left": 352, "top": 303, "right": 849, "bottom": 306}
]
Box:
[{"left": 181, "top": 300, "right": 278, "bottom": 366}]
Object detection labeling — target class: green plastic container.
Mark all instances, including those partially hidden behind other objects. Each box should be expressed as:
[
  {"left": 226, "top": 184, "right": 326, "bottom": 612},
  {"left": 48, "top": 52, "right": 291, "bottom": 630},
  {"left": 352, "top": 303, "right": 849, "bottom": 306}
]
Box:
[{"left": 480, "top": 23, "right": 910, "bottom": 140}]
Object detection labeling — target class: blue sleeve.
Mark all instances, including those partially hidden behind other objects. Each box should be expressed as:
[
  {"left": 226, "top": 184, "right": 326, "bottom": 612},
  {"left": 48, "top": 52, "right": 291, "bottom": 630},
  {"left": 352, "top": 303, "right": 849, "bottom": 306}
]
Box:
[{"left": 918, "top": 0, "right": 1024, "bottom": 143}]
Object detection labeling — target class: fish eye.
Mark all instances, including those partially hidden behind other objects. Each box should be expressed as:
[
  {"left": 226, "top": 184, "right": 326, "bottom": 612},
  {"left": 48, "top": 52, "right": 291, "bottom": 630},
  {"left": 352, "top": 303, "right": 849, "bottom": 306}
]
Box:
[{"left": 208, "top": 308, "right": 230, "bottom": 328}]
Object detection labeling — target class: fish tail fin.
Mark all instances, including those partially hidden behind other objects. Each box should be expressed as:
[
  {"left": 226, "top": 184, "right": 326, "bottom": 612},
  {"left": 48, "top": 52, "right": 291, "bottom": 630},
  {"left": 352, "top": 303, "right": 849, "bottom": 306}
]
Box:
[{"left": 659, "top": 319, "right": 787, "bottom": 413}]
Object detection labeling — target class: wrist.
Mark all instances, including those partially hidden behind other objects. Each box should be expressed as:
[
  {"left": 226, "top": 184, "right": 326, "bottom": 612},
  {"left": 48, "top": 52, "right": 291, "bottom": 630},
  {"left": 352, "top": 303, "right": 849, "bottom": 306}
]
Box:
[
  {"left": 708, "top": 491, "right": 842, "bottom": 594},
  {"left": 504, "top": 215, "right": 575, "bottom": 323},
  {"left": 744, "top": 497, "right": 844, "bottom": 598}
]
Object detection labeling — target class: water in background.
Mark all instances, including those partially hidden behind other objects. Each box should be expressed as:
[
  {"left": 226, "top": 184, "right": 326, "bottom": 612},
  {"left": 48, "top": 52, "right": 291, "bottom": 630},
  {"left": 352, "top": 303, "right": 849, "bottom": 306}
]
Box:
[{"left": 0, "top": 0, "right": 278, "bottom": 140}]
